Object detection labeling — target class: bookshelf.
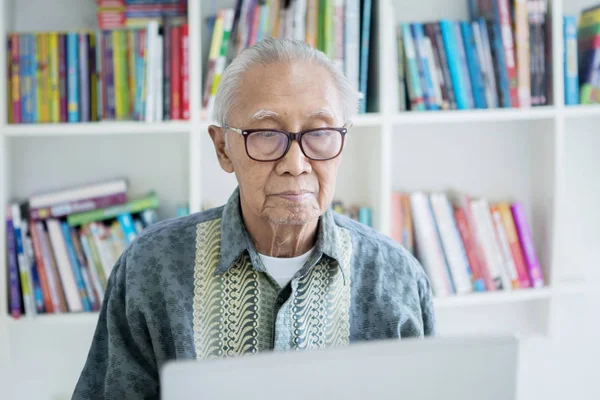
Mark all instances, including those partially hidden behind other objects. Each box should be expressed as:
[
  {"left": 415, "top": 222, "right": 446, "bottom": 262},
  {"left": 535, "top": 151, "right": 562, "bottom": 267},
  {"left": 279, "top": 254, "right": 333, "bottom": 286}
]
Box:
[{"left": 0, "top": 0, "right": 597, "bottom": 399}]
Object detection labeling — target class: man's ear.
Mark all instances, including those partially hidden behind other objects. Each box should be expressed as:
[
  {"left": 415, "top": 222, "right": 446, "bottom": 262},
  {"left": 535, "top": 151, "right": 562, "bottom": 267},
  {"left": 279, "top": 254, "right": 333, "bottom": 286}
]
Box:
[{"left": 208, "top": 125, "right": 235, "bottom": 173}]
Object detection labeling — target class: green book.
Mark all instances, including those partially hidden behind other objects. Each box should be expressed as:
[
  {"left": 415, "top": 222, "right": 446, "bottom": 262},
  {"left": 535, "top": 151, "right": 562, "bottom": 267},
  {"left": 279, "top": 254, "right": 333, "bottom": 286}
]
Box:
[{"left": 67, "top": 193, "right": 159, "bottom": 226}]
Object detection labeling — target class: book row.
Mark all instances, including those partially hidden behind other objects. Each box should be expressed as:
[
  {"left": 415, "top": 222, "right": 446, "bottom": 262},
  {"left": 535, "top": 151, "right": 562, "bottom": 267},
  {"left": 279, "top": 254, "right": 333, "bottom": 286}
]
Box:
[
  {"left": 203, "top": 0, "right": 374, "bottom": 116},
  {"left": 7, "top": 19, "right": 190, "bottom": 124},
  {"left": 5, "top": 179, "right": 168, "bottom": 318},
  {"left": 97, "top": 0, "right": 188, "bottom": 30},
  {"left": 396, "top": 0, "right": 549, "bottom": 112},
  {"left": 563, "top": 5, "right": 600, "bottom": 105},
  {"left": 331, "top": 200, "right": 373, "bottom": 227},
  {"left": 392, "top": 192, "right": 544, "bottom": 297}
]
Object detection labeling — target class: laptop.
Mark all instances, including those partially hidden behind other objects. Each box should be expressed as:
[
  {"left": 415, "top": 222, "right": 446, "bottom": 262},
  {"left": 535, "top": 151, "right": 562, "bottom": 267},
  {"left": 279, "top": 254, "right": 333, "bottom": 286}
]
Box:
[{"left": 160, "top": 336, "right": 519, "bottom": 400}]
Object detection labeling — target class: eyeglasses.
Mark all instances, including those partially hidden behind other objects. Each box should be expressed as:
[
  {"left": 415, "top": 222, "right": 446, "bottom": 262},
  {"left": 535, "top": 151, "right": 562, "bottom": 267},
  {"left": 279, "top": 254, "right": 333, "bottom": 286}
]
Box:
[{"left": 223, "top": 125, "right": 348, "bottom": 162}]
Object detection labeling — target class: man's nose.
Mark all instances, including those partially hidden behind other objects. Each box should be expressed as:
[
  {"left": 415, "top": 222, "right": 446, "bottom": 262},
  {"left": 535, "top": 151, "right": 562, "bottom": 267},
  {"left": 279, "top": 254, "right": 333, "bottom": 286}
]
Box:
[{"left": 275, "top": 141, "right": 312, "bottom": 176}]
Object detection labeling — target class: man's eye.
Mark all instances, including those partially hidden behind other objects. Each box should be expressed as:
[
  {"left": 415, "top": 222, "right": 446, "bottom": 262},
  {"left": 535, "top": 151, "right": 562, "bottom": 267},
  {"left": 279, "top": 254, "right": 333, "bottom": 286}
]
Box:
[
  {"left": 258, "top": 131, "right": 278, "bottom": 138},
  {"left": 307, "top": 130, "right": 330, "bottom": 137}
]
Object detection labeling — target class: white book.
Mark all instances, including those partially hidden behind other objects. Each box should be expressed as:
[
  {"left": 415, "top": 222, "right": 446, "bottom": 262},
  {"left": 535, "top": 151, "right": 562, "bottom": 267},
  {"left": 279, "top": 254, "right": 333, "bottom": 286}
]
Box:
[
  {"left": 89, "top": 222, "right": 117, "bottom": 279},
  {"left": 79, "top": 233, "right": 105, "bottom": 302},
  {"left": 429, "top": 194, "right": 473, "bottom": 295},
  {"left": 410, "top": 192, "right": 453, "bottom": 297},
  {"left": 11, "top": 205, "right": 36, "bottom": 317},
  {"left": 46, "top": 219, "right": 83, "bottom": 312},
  {"left": 332, "top": 0, "right": 344, "bottom": 71},
  {"left": 471, "top": 199, "right": 511, "bottom": 290},
  {"left": 423, "top": 37, "right": 443, "bottom": 108},
  {"left": 344, "top": 0, "right": 360, "bottom": 91},
  {"left": 29, "top": 179, "right": 127, "bottom": 209},
  {"left": 491, "top": 208, "right": 519, "bottom": 289},
  {"left": 479, "top": 20, "right": 499, "bottom": 108},
  {"left": 155, "top": 35, "right": 164, "bottom": 122},
  {"left": 293, "top": 0, "right": 306, "bottom": 42},
  {"left": 145, "top": 20, "right": 159, "bottom": 123}
]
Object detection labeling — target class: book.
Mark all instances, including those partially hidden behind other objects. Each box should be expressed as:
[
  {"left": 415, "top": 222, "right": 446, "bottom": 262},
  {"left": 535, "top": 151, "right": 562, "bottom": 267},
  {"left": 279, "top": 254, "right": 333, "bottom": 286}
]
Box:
[
  {"left": 564, "top": 16, "right": 579, "bottom": 105},
  {"left": 6, "top": 206, "right": 23, "bottom": 318},
  {"left": 511, "top": 202, "right": 544, "bottom": 288},
  {"left": 67, "top": 192, "right": 159, "bottom": 226}
]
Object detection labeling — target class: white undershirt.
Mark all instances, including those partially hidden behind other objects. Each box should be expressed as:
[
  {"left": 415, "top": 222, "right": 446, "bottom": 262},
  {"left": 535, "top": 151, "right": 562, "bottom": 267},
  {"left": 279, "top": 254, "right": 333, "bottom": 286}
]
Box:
[{"left": 258, "top": 247, "right": 315, "bottom": 288}]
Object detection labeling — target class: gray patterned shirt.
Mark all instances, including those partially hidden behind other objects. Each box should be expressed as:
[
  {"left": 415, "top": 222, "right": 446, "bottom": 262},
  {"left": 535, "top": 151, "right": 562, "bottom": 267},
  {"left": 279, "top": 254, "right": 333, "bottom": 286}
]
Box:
[{"left": 73, "top": 188, "right": 435, "bottom": 399}]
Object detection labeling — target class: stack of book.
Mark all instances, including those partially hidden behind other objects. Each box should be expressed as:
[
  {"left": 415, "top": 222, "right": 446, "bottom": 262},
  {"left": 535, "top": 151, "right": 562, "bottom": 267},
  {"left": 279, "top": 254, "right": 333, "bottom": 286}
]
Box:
[
  {"left": 7, "top": 4, "right": 189, "bottom": 123},
  {"left": 396, "top": 0, "right": 549, "bottom": 111},
  {"left": 391, "top": 192, "right": 544, "bottom": 297},
  {"left": 203, "top": 0, "right": 374, "bottom": 116},
  {"left": 331, "top": 200, "right": 372, "bottom": 227},
  {"left": 97, "top": 0, "right": 187, "bottom": 30},
  {"left": 563, "top": 4, "right": 600, "bottom": 105},
  {"left": 5, "top": 179, "right": 162, "bottom": 318}
]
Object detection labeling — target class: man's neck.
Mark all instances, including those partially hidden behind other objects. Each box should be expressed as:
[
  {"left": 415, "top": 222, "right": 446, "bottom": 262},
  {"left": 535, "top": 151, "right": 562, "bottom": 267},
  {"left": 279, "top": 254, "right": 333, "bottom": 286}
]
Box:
[{"left": 240, "top": 204, "right": 318, "bottom": 258}]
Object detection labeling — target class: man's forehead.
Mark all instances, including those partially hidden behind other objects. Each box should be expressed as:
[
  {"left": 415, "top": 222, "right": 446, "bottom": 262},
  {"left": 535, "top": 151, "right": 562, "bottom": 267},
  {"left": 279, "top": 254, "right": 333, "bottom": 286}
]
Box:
[{"left": 248, "top": 108, "right": 336, "bottom": 122}]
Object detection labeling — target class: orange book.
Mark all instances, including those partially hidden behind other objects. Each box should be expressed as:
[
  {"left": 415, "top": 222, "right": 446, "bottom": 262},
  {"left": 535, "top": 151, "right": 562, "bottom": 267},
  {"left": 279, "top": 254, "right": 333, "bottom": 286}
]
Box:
[
  {"left": 496, "top": 203, "right": 531, "bottom": 288},
  {"left": 401, "top": 194, "right": 414, "bottom": 254}
]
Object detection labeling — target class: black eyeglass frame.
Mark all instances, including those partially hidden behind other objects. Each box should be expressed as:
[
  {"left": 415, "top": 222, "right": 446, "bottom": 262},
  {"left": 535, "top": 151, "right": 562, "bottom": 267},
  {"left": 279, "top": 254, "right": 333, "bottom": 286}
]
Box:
[{"left": 222, "top": 124, "right": 349, "bottom": 162}]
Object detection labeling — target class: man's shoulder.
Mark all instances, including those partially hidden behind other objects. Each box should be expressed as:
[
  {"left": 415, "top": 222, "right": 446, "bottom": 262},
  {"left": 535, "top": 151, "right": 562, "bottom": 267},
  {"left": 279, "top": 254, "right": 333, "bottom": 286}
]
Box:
[{"left": 332, "top": 211, "right": 425, "bottom": 280}]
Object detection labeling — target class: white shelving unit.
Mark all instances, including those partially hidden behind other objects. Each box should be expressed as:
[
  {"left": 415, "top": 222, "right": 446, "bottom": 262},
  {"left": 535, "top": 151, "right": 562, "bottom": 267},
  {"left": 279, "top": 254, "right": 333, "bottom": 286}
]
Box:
[{"left": 0, "top": 0, "right": 597, "bottom": 399}]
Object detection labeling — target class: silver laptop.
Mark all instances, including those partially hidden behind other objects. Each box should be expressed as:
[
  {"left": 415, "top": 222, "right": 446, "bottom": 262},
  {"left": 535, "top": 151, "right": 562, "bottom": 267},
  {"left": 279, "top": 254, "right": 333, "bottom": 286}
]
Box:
[{"left": 161, "top": 336, "right": 519, "bottom": 400}]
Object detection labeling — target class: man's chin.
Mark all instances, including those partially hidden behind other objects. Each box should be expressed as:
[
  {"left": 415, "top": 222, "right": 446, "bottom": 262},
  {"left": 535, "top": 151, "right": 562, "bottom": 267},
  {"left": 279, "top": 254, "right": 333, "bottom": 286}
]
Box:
[{"left": 265, "top": 206, "right": 321, "bottom": 226}]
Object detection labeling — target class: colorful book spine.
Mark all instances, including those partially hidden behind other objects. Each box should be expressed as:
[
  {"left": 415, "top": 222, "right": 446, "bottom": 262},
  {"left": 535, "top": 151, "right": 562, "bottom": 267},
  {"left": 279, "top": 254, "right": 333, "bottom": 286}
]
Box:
[
  {"left": 104, "top": 30, "right": 116, "bottom": 120},
  {"left": 29, "top": 220, "right": 54, "bottom": 313},
  {"left": 6, "top": 206, "right": 23, "bottom": 318},
  {"left": 29, "top": 34, "right": 38, "bottom": 122},
  {"left": 67, "top": 192, "right": 159, "bottom": 226},
  {"left": 61, "top": 222, "right": 92, "bottom": 311},
  {"left": 128, "top": 30, "right": 136, "bottom": 118},
  {"left": 511, "top": 202, "right": 544, "bottom": 288},
  {"left": 358, "top": 0, "right": 372, "bottom": 113},
  {"left": 426, "top": 22, "right": 456, "bottom": 109},
  {"left": 453, "top": 22, "right": 475, "bottom": 109},
  {"left": 96, "top": 30, "right": 105, "bottom": 120},
  {"left": 170, "top": 24, "right": 182, "bottom": 119},
  {"left": 181, "top": 23, "right": 189, "bottom": 120},
  {"left": 490, "top": 20, "right": 512, "bottom": 107},
  {"left": 514, "top": 0, "right": 531, "bottom": 107},
  {"left": 30, "top": 192, "right": 128, "bottom": 220},
  {"left": 497, "top": 203, "right": 531, "bottom": 288},
  {"left": 20, "top": 34, "right": 31, "bottom": 123},
  {"left": 202, "top": 13, "right": 223, "bottom": 113},
  {"left": 402, "top": 24, "right": 426, "bottom": 111},
  {"left": 10, "top": 34, "right": 21, "bottom": 123},
  {"left": 207, "top": 12, "right": 234, "bottom": 116},
  {"left": 12, "top": 204, "right": 36, "bottom": 316},
  {"left": 477, "top": 17, "right": 500, "bottom": 108},
  {"left": 113, "top": 30, "right": 125, "bottom": 120},
  {"left": 563, "top": 16, "right": 579, "bottom": 105},
  {"left": 79, "top": 232, "right": 106, "bottom": 301},
  {"left": 66, "top": 33, "right": 80, "bottom": 122},
  {"left": 25, "top": 236, "right": 44, "bottom": 313},
  {"left": 460, "top": 21, "right": 487, "bottom": 109},
  {"left": 70, "top": 227, "right": 99, "bottom": 310},
  {"left": 38, "top": 33, "right": 51, "bottom": 123},
  {"left": 37, "top": 222, "right": 67, "bottom": 312},
  {"left": 134, "top": 28, "right": 146, "bottom": 121},
  {"left": 90, "top": 33, "right": 99, "bottom": 121},
  {"left": 58, "top": 34, "right": 69, "bottom": 122},
  {"left": 495, "top": 0, "right": 519, "bottom": 107},
  {"left": 396, "top": 26, "right": 406, "bottom": 111},
  {"left": 163, "top": 20, "right": 172, "bottom": 120},
  {"left": 453, "top": 206, "right": 486, "bottom": 292},
  {"left": 411, "top": 23, "right": 439, "bottom": 110},
  {"left": 440, "top": 20, "right": 470, "bottom": 109},
  {"left": 79, "top": 33, "right": 91, "bottom": 122},
  {"left": 491, "top": 206, "right": 520, "bottom": 289},
  {"left": 117, "top": 213, "right": 137, "bottom": 245}
]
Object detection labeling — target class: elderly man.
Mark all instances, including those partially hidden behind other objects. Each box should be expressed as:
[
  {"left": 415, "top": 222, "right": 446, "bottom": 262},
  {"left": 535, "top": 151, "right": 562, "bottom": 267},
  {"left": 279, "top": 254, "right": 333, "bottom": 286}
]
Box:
[{"left": 73, "top": 38, "right": 435, "bottom": 399}]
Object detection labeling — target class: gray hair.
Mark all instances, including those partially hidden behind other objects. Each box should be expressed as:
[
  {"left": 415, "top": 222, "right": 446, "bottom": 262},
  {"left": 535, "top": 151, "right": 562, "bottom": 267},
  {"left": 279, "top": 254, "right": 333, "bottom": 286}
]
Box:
[{"left": 212, "top": 38, "right": 361, "bottom": 127}]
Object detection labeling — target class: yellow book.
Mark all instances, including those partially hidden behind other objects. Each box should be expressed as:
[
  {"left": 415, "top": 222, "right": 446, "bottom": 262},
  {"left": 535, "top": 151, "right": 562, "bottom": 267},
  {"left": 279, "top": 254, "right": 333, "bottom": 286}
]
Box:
[
  {"left": 128, "top": 30, "right": 136, "bottom": 118},
  {"left": 48, "top": 33, "right": 60, "bottom": 123},
  {"left": 37, "top": 34, "right": 50, "bottom": 122},
  {"left": 9, "top": 34, "right": 19, "bottom": 123},
  {"left": 579, "top": 8, "right": 600, "bottom": 29},
  {"left": 113, "top": 30, "right": 124, "bottom": 120}
]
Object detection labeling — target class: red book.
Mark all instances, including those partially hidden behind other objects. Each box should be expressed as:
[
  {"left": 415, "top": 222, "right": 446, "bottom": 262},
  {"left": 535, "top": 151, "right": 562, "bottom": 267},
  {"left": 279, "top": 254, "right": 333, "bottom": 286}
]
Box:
[
  {"left": 9, "top": 34, "right": 21, "bottom": 123},
  {"left": 496, "top": 0, "right": 519, "bottom": 107},
  {"left": 29, "top": 220, "right": 54, "bottom": 313},
  {"left": 453, "top": 207, "right": 486, "bottom": 292},
  {"left": 58, "top": 34, "right": 68, "bottom": 122},
  {"left": 181, "top": 23, "right": 190, "bottom": 120},
  {"left": 496, "top": 203, "right": 531, "bottom": 288},
  {"left": 170, "top": 25, "right": 182, "bottom": 120}
]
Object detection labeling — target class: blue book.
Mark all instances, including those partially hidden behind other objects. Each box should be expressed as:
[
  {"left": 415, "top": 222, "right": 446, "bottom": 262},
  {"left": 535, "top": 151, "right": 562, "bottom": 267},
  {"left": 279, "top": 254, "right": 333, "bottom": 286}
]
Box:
[
  {"left": 29, "top": 34, "right": 38, "bottom": 122},
  {"left": 358, "top": 207, "right": 372, "bottom": 227},
  {"left": 411, "top": 23, "right": 440, "bottom": 110},
  {"left": 460, "top": 22, "right": 487, "bottom": 109},
  {"left": 6, "top": 213, "right": 23, "bottom": 316},
  {"left": 29, "top": 258, "right": 45, "bottom": 313},
  {"left": 358, "top": 0, "right": 372, "bottom": 113},
  {"left": 61, "top": 222, "right": 92, "bottom": 311},
  {"left": 489, "top": 21, "right": 511, "bottom": 107},
  {"left": 563, "top": 16, "right": 579, "bottom": 105},
  {"left": 402, "top": 24, "right": 426, "bottom": 111},
  {"left": 66, "top": 33, "right": 80, "bottom": 122},
  {"left": 19, "top": 35, "right": 30, "bottom": 123},
  {"left": 134, "top": 30, "right": 146, "bottom": 121},
  {"left": 117, "top": 213, "right": 137, "bottom": 245},
  {"left": 453, "top": 22, "right": 475, "bottom": 109},
  {"left": 439, "top": 20, "right": 470, "bottom": 109}
]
